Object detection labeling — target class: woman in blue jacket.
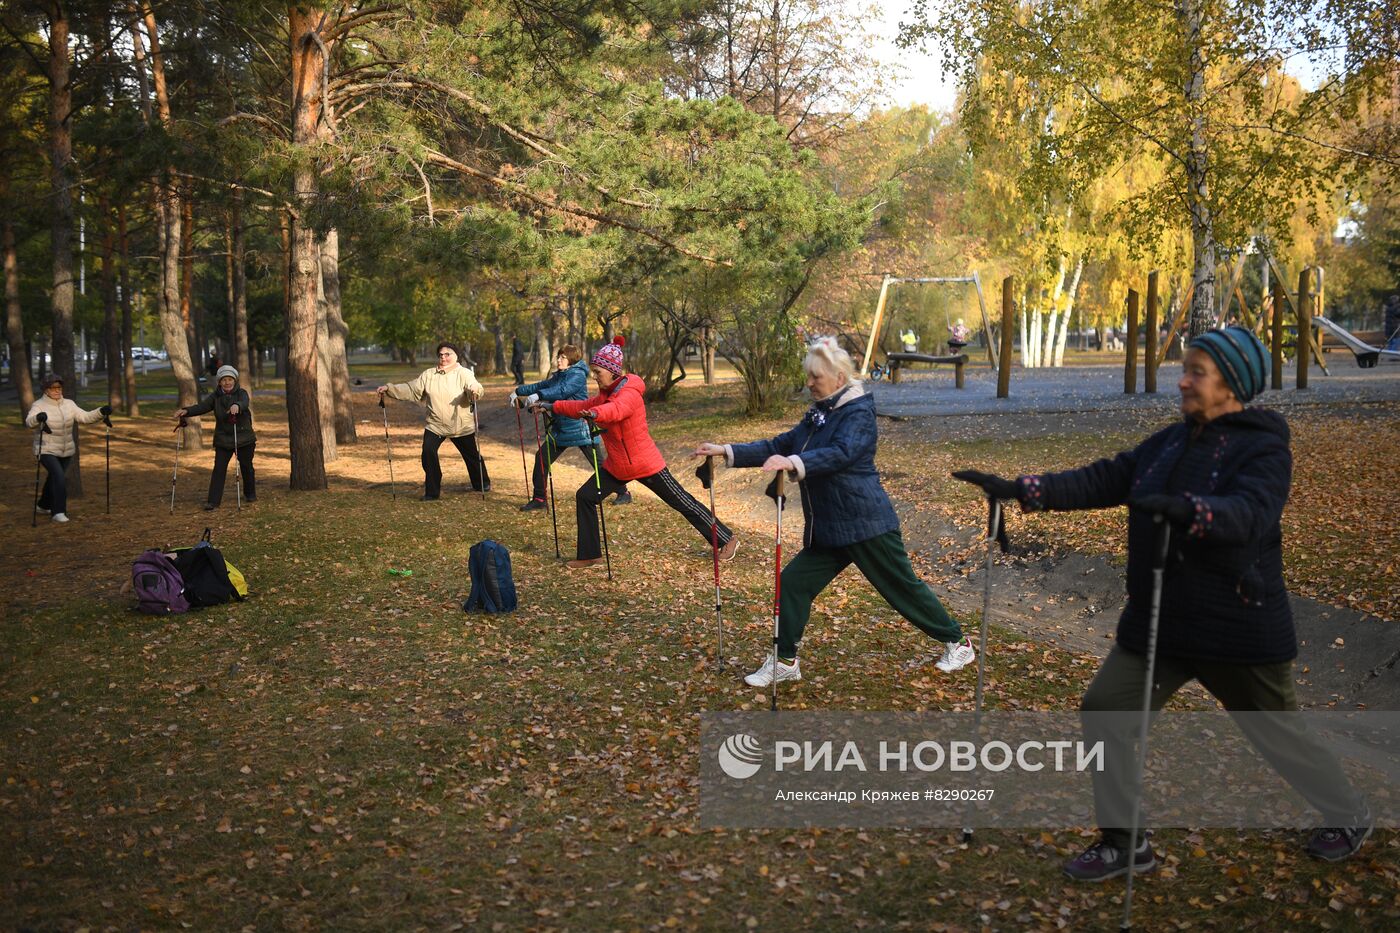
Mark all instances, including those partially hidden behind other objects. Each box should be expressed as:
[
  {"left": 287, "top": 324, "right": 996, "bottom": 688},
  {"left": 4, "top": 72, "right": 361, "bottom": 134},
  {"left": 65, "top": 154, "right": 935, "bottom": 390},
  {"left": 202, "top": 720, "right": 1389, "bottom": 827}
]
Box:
[
  {"left": 955, "top": 326, "right": 1372, "bottom": 880},
  {"left": 693, "top": 337, "right": 972, "bottom": 687},
  {"left": 511, "top": 344, "right": 629, "bottom": 510}
]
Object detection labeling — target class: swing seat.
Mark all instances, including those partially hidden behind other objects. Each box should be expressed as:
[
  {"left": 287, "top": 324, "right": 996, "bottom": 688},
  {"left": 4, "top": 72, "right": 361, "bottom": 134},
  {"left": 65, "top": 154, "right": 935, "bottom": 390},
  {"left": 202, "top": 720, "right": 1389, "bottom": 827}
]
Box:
[{"left": 885, "top": 352, "right": 969, "bottom": 387}]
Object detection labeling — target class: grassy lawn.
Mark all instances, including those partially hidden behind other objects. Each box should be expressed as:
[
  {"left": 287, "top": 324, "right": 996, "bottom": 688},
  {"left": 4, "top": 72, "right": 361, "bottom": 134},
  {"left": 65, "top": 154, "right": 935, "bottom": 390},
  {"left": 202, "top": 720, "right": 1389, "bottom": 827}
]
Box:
[{"left": 2, "top": 367, "right": 1396, "bottom": 930}]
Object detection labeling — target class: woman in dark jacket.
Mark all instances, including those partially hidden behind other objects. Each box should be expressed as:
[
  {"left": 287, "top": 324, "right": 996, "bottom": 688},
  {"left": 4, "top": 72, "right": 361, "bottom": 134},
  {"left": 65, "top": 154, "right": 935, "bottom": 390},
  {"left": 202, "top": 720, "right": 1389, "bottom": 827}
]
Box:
[
  {"left": 694, "top": 337, "right": 971, "bottom": 687},
  {"left": 174, "top": 364, "right": 256, "bottom": 510},
  {"left": 510, "top": 344, "right": 629, "bottom": 510},
  {"left": 955, "top": 326, "right": 1372, "bottom": 881}
]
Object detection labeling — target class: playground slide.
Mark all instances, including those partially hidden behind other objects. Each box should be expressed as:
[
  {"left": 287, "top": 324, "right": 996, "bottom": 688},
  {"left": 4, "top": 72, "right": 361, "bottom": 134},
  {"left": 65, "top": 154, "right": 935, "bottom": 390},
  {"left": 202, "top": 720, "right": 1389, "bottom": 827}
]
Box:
[{"left": 1313, "top": 316, "right": 1400, "bottom": 368}]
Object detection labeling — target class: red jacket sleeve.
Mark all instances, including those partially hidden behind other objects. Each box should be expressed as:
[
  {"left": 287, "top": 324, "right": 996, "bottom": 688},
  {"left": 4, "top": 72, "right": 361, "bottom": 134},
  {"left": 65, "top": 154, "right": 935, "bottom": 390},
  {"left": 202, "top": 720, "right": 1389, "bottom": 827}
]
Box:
[
  {"left": 552, "top": 391, "right": 605, "bottom": 419},
  {"left": 588, "top": 381, "right": 643, "bottom": 426}
]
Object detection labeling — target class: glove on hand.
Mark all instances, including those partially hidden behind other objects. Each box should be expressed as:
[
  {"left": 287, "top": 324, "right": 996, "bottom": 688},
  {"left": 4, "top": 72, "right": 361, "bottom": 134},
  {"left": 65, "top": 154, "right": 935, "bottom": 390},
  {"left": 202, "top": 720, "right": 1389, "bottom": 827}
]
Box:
[
  {"left": 1129, "top": 493, "right": 1193, "bottom": 527},
  {"left": 695, "top": 457, "right": 715, "bottom": 490},
  {"left": 36, "top": 412, "right": 47, "bottom": 422},
  {"left": 99, "top": 405, "right": 112, "bottom": 416},
  {"left": 951, "top": 469, "right": 1021, "bottom": 501}
]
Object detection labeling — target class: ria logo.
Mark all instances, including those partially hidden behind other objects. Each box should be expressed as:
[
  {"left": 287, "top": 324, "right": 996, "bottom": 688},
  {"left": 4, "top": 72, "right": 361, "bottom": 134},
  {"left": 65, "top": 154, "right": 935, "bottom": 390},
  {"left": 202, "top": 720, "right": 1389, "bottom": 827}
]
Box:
[{"left": 718, "top": 733, "right": 764, "bottom": 780}]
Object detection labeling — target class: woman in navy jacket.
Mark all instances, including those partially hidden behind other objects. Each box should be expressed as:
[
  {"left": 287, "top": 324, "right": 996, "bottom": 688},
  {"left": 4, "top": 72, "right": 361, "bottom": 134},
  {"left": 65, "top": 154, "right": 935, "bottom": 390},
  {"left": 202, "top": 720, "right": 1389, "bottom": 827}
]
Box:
[
  {"left": 694, "top": 337, "right": 971, "bottom": 687},
  {"left": 510, "top": 345, "right": 629, "bottom": 510},
  {"left": 955, "top": 326, "right": 1372, "bottom": 881}
]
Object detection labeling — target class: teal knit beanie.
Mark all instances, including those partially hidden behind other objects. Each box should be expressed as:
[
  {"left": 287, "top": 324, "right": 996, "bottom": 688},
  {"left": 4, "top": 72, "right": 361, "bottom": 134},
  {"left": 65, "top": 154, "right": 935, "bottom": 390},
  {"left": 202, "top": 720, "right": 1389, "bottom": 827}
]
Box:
[{"left": 1188, "top": 326, "right": 1269, "bottom": 403}]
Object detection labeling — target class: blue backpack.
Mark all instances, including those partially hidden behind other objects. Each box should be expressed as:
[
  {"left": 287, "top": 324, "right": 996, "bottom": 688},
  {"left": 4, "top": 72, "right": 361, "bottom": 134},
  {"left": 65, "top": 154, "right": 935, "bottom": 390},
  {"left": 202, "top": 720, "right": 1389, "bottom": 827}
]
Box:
[{"left": 463, "top": 540, "right": 517, "bottom": 613}]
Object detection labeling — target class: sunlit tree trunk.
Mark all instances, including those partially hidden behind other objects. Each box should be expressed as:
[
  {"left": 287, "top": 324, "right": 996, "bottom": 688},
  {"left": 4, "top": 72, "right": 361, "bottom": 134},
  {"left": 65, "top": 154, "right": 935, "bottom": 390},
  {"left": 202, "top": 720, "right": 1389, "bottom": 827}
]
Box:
[
  {"left": 320, "top": 229, "right": 356, "bottom": 444},
  {"left": 1178, "top": 0, "right": 1215, "bottom": 337},
  {"left": 138, "top": 3, "right": 201, "bottom": 448},
  {"left": 286, "top": 3, "right": 329, "bottom": 489}
]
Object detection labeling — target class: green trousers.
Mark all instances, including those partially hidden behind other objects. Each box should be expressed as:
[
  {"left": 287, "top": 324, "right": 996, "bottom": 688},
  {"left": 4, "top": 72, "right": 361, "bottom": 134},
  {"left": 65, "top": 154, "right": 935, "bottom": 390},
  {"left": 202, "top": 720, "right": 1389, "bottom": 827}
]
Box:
[
  {"left": 1083, "top": 644, "right": 1368, "bottom": 847},
  {"left": 777, "top": 530, "right": 962, "bottom": 659}
]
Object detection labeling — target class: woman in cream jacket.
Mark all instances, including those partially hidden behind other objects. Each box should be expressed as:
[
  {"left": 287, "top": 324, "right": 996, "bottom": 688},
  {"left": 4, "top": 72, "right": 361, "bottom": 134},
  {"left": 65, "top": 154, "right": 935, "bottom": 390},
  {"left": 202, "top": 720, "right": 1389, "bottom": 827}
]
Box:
[
  {"left": 377, "top": 342, "right": 491, "bottom": 500},
  {"left": 25, "top": 374, "right": 110, "bottom": 523}
]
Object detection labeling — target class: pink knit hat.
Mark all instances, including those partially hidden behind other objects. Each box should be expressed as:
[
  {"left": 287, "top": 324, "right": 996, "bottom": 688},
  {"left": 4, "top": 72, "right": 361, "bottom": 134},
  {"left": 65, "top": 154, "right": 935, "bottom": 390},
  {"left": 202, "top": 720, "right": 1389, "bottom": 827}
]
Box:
[{"left": 591, "top": 335, "right": 626, "bottom": 376}]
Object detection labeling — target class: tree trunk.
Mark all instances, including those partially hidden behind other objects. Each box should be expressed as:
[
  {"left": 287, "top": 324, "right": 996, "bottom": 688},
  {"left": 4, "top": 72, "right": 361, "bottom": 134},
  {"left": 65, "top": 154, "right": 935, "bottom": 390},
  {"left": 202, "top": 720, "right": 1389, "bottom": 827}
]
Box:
[
  {"left": 286, "top": 4, "right": 329, "bottom": 489},
  {"left": 1178, "top": 0, "right": 1215, "bottom": 337},
  {"left": 180, "top": 183, "right": 198, "bottom": 366},
  {"left": 1053, "top": 255, "right": 1084, "bottom": 367},
  {"left": 140, "top": 4, "right": 201, "bottom": 448},
  {"left": 45, "top": 2, "right": 81, "bottom": 490},
  {"left": 319, "top": 229, "right": 355, "bottom": 444},
  {"left": 118, "top": 203, "right": 138, "bottom": 415},
  {"left": 229, "top": 188, "right": 251, "bottom": 384},
  {"left": 4, "top": 216, "right": 35, "bottom": 417},
  {"left": 314, "top": 248, "right": 337, "bottom": 462},
  {"left": 534, "top": 310, "right": 551, "bottom": 378},
  {"left": 100, "top": 195, "right": 122, "bottom": 409}
]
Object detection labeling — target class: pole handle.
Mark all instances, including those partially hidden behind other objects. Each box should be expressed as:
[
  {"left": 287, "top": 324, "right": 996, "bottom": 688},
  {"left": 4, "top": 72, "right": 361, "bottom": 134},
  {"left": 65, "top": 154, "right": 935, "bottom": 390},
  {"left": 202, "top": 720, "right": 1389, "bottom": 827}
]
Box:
[
  {"left": 774, "top": 469, "right": 786, "bottom": 500},
  {"left": 1151, "top": 513, "right": 1171, "bottom": 569}
]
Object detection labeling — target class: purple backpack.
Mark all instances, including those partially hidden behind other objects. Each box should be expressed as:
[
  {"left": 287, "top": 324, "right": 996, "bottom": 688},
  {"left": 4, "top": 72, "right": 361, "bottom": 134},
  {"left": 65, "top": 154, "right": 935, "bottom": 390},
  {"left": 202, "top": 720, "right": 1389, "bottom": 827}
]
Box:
[{"left": 132, "top": 550, "right": 189, "bottom": 615}]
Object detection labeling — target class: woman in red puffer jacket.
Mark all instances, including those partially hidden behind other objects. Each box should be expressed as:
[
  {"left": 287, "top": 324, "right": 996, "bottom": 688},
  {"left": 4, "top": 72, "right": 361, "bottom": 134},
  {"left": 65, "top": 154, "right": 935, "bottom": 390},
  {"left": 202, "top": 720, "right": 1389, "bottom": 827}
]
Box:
[{"left": 542, "top": 337, "right": 739, "bottom": 570}]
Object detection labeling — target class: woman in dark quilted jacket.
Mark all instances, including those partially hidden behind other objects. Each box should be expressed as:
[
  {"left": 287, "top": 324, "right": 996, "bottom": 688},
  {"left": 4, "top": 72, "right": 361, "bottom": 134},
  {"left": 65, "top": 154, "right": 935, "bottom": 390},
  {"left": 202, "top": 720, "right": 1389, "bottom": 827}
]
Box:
[
  {"left": 955, "top": 326, "right": 1372, "bottom": 882},
  {"left": 694, "top": 337, "right": 971, "bottom": 688},
  {"left": 174, "top": 364, "right": 256, "bottom": 511}
]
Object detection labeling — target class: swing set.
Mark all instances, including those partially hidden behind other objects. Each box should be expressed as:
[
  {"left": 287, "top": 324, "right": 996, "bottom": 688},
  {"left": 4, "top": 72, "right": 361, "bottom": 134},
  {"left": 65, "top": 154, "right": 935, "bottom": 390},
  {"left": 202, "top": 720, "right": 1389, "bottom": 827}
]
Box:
[{"left": 858, "top": 272, "right": 999, "bottom": 383}]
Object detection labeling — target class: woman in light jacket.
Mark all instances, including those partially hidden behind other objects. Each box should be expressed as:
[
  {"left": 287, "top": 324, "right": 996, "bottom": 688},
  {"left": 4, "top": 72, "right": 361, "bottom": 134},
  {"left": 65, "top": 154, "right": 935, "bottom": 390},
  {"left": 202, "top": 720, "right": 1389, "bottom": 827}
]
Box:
[
  {"left": 25, "top": 374, "right": 111, "bottom": 523},
  {"left": 377, "top": 342, "right": 490, "bottom": 500}
]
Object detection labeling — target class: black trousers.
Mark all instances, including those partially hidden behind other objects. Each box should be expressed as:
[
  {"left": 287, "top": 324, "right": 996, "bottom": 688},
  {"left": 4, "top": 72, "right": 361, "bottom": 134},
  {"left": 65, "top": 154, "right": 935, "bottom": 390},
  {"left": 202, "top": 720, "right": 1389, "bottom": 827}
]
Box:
[
  {"left": 38, "top": 454, "right": 72, "bottom": 514},
  {"left": 209, "top": 444, "right": 256, "bottom": 505},
  {"left": 511, "top": 360, "right": 525, "bottom": 385},
  {"left": 422, "top": 430, "right": 490, "bottom": 497},
  {"left": 530, "top": 440, "right": 625, "bottom": 503},
  {"left": 574, "top": 465, "right": 732, "bottom": 560}
]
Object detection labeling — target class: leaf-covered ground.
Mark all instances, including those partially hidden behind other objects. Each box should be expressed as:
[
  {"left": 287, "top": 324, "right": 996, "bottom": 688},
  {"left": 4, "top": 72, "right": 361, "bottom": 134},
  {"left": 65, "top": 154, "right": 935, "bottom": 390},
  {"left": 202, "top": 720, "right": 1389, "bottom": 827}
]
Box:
[{"left": 1, "top": 368, "right": 1396, "bottom": 931}]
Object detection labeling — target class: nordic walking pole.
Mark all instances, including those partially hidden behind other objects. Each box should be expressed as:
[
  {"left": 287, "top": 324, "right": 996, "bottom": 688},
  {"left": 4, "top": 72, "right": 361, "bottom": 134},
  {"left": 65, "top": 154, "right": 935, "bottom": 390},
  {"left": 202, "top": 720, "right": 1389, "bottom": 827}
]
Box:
[
  {"left": 379, "top": 394, "right": 396, "bottom": 499},
  {"left": 770, "top": 469, "right": 787, "bottom": 712},
  {"left": 232, "top": 412, "right": 243, "bottom": 511},
  {"left": 704, "top": 456, "right": 725, "bottom": 670},
  {"left": 31, "top": 419, "right": 50, "bottom": 527},
  {"left": 170, "top": 417, "right": 186, "bottom": 513},
  {"left": 471, "top": 396, "right": 487, "bottom": 499},
  {"left": 540, "top": 410, "right": 561, "bottom": 558},
  {"left": 514, "top": 401, "right": 531, "bottom": 498},
  {"left": 964, "top": 496, "right": 1004, "bottom": 843},
  {"left": 584, "top": 413, "right": 612, "bottom": 581},
  {"left": 1121, "top": 514, "right": 1170, "bottom": 933},
  {"left": 103, "top": 410, "right": 113, "bottom": 515}
]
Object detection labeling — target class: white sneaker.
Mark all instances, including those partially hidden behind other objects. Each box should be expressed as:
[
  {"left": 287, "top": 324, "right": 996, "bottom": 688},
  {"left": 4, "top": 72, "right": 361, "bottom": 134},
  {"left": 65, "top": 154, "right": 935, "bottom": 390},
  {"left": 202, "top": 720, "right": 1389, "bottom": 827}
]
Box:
[
  {"left": 744, "top": 655, "right": 801, "bottom": 687},
  {"left": 35, "top": 505, "right": 51, "bottom": 515},
  {"left": 52, "top": 512, "right": 70, "bottom": 524},
  {"left": 935, "top": 637, "right": 976, "bottom": 672}
]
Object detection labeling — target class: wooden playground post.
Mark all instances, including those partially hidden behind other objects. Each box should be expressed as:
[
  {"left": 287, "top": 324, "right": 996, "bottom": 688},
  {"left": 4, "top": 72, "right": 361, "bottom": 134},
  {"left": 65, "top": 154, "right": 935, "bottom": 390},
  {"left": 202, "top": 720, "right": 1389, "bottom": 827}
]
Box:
[
  {"left": 997, "top": 276, "right": 1013, "bottom": 399},
  {"left": 860, "top": 274, "right": 894, "bottom": 378},
  {"left": 1271, "top": 277, "right": 1285, "bottom": 390},
  {"left": 1124, "top": 288, "right": 1139, "bottom": 394},
  {"left": 1297, "top": 268, "right": 1311, "bottom": 390},
  {"left": 1144, "top": 273, "right": 1160, "bottom": 393}
]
